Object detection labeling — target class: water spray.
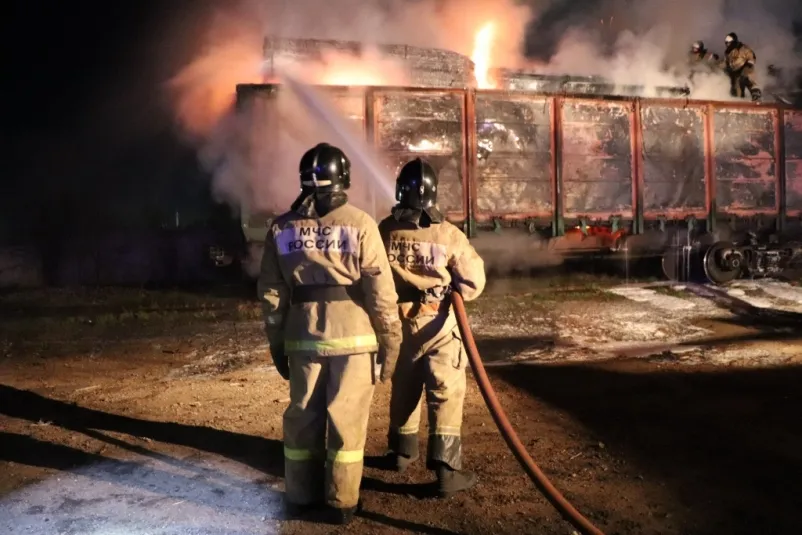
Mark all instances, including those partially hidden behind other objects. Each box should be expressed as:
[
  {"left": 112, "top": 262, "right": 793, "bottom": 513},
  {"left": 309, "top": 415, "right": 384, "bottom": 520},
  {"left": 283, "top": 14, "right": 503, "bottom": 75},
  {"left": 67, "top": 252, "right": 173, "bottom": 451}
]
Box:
[{"left": 278, "top": 72, "right": 397, "bottom": 203}]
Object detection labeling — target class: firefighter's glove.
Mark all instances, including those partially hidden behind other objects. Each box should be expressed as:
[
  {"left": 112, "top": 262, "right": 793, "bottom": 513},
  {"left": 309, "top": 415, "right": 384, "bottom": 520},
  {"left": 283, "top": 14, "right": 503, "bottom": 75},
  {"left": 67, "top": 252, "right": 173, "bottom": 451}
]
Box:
[
  {"left": 270, "top": 344, "right": 290, "bottom": 380},
  {"left": 377, "top": 336, "right": 401, "bottom": 383},
  {"left": 446, "top": 267, "right": 462, "bottom": 295}
]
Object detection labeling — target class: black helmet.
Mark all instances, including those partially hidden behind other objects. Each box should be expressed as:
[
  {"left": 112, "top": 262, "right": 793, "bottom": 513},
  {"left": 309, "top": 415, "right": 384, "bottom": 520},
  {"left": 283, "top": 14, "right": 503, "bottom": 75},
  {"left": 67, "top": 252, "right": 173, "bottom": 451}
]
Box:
[
  {"left": 725, "top": 32, "right": 738, "bottom": 47},
  {"left": 298, "top": 143, "right": 351, "bottom": 191},
  {"left": 396, "top": 158, "right": 438, "bottom": 209},
  {"left": 394, "top": 157, "right": 444, "bottom": 225},
  {"left": 691, "top": 40, "right": 704, "bottom": 52}
]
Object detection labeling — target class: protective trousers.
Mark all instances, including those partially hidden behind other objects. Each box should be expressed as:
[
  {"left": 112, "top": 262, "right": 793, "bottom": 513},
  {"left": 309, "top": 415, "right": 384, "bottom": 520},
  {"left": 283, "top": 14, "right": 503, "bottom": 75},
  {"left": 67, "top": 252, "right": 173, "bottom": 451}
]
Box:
[
  {"left": 729, "top": 65, "right": 760, "bottom": 98},
  {"left": 283, "top": 353, "right": 375, "bottom": 509},
  {"left": 387, "top": 315, "right": 468, "bottom": 471}
]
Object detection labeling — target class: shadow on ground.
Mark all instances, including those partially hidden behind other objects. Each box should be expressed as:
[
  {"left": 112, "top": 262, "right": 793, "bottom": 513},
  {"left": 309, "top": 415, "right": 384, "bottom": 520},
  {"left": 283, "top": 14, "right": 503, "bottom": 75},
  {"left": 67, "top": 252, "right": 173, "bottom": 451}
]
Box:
[
  {"left": 0, "top": 385, "right": 454, "bottom": 533},
  {"left": 490, "top": 362, "right": 802, "bottom": 535},
  {"left": 0, "top": 385, "right": 284, "bottom": 478},
  {"left": 685, "top": 283, "right": 802, "bottom": 328}
]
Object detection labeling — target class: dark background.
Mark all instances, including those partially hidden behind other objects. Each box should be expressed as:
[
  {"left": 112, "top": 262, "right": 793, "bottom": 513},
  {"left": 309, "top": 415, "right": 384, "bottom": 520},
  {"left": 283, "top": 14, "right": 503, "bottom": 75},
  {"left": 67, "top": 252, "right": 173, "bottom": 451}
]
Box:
[{"left": 2, "top": 1, "right": 230, "bottom": 245}]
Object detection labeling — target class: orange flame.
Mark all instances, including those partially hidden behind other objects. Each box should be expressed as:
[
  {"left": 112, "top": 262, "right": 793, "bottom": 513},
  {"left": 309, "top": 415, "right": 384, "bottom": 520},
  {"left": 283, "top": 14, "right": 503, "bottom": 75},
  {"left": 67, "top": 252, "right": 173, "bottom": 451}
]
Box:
[
  {"left": 170, "top": 42, "right": 409, "bottom": 141},
  {"left": 472, "top": 22, "right": 496, "bottom": 89},
  {"left": 311, "top": 50, "right": 409, "bottom": 87}
]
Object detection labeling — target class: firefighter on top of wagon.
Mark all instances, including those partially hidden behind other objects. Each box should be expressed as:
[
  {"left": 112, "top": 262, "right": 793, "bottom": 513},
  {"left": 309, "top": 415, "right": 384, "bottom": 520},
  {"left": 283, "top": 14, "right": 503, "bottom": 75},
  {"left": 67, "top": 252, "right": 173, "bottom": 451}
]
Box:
[
  {"left": 722, "top": 32, "right": 762, "bottom": 101},
  {"left": 257, "top": 142, "right": 402, "bottom": 525},
  {"left": 688, "top": 40, "right": 720, "bottom": 76},
  {"left": 375, "top": 157, "right": 486, "bottom": 497}
]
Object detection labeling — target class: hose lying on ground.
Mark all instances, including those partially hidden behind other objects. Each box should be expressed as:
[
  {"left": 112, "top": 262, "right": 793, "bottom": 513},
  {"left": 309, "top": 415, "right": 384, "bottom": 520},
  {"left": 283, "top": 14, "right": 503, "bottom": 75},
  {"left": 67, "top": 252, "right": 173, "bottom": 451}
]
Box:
[{"left": 451, "top": 290, "right": 606, "bottom": 535}]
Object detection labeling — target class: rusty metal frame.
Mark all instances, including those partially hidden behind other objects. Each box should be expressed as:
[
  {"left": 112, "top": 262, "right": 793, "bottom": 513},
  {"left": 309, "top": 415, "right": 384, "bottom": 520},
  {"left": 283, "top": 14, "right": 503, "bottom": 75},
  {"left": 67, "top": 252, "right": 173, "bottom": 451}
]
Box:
[
  {"left": 703, "top": 104, "right": 717, "bottom": 233},
  {"left": 235, "top": 82, "right": 802, "bottom": 235},
  {"left": 708, "top": 106, "right": 782, "bottom": 221},
  {"left": 425, "top": 85, "right": 800, "bottom": 112},
  {"left": 639, "top": 101, "right": 710, "bottom": 224},
  {"left": 631, "top": 99, "right": 643, "bottom": 233},
  {"left": 784, "top": 110, "right": 802, "bottom": 219},
  {"left": 464, "top": 89, "right": 477, "bottom": 236},
  {"left": 776, "top": 109, "right": 787, "bottom": 231},
  {"left": 363, "top": 87, "right": 378, "bottom": 219},
  {"left": 559, "top": 97, "right": 636, "bottom": 222},
  {"left": 774, "top": 110, "right": 799, "bottom": 227},
  {"left": 239, "top": 83, "right": 798, "bottom": 112},
  {"left": 368, "top": 87, "right": 468, "bottom": 223},
  {"left": 470, "top": 92, "right": 556, "bottom": 229},
  {"left": 551, "top": 96, "right": 562, "bottom": 236}
]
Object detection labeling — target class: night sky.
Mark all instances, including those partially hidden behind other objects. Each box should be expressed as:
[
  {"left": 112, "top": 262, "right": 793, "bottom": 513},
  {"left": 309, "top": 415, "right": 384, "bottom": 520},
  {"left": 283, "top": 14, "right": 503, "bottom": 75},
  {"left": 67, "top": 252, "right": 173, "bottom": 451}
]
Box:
[{"left": 2, "top": 1, "right": 225, "bottom": 243}]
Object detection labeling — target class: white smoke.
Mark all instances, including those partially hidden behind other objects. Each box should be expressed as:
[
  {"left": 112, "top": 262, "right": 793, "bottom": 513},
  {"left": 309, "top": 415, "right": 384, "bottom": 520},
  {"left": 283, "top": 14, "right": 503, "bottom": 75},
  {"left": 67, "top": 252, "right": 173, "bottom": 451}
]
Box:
[
  {"left": 164, "top": 0, "right": 532, "bottom": 221},
  {"left": 164, "top": 0, "right": 800, "bottom": 226},
  {"left": 525, "top": 0, "right": 801, "bottom": 98}
]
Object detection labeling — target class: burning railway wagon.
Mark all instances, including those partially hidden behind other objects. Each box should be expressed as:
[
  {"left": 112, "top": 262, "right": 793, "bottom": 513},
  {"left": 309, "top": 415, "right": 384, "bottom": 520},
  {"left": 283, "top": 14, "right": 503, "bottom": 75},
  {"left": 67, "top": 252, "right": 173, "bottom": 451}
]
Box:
[
  {"left": 262, "top": 37, "right": 474, "bottom": 88},
  {"left": 235, "top": 63, "right": 802, "bottom": 284}
]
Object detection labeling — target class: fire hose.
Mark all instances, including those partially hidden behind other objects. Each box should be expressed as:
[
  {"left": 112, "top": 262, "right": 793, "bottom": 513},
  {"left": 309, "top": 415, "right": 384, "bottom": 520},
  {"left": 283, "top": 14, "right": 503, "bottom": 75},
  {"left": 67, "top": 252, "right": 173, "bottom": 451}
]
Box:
[{"left": 451, "top": 290, "right": 606, "bottom": 535}]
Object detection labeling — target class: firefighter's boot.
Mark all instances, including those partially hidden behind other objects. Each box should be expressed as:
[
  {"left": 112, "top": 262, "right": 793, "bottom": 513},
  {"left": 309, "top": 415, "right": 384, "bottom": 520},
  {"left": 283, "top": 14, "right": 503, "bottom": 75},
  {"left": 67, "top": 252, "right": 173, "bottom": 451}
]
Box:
[
  {"left": 395, "top": 451, "right": 419, "bottom": 473},
  {"left": 327, "top": 500, "right": 362, "bottom": 525},
  {"left": 436, "top": 464, "right": 477, "bottom": 498},
  {"left": 367, "top": 450, "right": 419, "bottom": 473},
  {"left": 285, "top": 501, "right": 323, "bottom": 519}
]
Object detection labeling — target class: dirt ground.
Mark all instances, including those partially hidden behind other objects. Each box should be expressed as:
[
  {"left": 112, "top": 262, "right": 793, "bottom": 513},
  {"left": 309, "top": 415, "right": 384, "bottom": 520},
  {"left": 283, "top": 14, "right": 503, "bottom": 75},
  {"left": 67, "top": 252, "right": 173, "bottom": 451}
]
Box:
[{"left": 1, "top": 275, "right": 802, "bottom": 535}]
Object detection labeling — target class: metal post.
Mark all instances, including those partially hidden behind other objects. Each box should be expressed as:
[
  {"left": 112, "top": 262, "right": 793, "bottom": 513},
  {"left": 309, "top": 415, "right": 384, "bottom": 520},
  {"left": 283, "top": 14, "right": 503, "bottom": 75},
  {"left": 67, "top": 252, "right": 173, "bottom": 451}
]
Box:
[
  {"left": 464, "top": 89, "right": 478, "bottom": 237},
  {"left": 551, "top": 97, "right": 565, "bottom": 236},
  {"left": 631, "top": 99, "right": 644, "bottom": 235},
  {"left": 365, "top": 87, "right": 377, "bottom": 220},
  {"left": 776, "top": 109, "right": 787, "bottom": 234},
  {"left": 703, "top": 104, "right": 717, "bottom": 236}
]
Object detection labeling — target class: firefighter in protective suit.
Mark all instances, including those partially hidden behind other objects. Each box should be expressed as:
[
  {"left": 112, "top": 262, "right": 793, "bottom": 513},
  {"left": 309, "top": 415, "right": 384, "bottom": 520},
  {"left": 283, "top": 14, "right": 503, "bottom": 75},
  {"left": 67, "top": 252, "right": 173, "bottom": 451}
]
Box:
[
  {"left": 258, "top": 143, "right": 402, "bottom": 524},
  {"left": 376, "top": 158, "right": 486, "bottom": 497},
  {"left": 722, "top": 32, "right": 762, "bottom": 101},
  {"left": 687, "top": 41, "right": 720, "bottom": 78}
]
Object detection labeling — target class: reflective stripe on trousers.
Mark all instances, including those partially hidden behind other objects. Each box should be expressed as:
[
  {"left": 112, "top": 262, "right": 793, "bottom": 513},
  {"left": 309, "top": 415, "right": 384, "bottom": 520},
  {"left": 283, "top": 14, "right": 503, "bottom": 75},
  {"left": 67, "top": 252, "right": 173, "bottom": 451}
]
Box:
[
  {"left": 284, "top": 334, "right": 378, "bottom": 353},
  {"left": 283, "top": 353, "right": 375, "bottom": 508}
]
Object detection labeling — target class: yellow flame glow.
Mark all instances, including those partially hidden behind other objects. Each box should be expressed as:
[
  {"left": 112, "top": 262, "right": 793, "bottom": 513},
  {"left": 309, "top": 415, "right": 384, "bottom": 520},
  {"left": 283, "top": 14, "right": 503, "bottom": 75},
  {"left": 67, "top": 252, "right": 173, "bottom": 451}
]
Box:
[
  {"left": 408, "top": 139, "right": 445, "bottom": 152},
  {"left": 472, "top": 22, "right": 496, "bottom": 89}
]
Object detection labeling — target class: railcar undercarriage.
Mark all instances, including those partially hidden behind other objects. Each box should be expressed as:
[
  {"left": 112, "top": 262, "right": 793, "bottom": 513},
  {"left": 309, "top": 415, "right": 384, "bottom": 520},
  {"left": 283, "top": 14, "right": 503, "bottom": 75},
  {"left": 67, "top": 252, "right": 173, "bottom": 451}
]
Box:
[{"left": 662, "top": 233, "right": 802, "bottom": 285}]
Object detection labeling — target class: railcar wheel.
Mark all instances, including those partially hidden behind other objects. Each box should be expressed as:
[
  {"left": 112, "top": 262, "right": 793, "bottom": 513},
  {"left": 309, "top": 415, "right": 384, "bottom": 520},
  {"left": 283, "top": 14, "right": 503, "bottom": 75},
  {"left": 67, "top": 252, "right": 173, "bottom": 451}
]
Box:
[
  {"left": 661, "top": 245, "right": 701, "bottom": 282},
  {"left": 702, "top": 241, "right": 743, "bottom": 285},
  {"left": 661, "top": 247, "right": 681, "bottom": 281}
]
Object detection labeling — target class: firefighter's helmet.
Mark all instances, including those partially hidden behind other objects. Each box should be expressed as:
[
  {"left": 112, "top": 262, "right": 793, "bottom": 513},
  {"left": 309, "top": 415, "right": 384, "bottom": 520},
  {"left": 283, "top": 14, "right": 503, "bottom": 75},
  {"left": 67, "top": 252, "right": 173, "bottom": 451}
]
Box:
[
  {"left": 725, "top": 32, "right": 738, "bottom": 47},
  {"left": 299, "top": 143, "right": 351, "bottom": 191},
  {"left": 396, "top": 158, "right": 438, "bottom": 210}
]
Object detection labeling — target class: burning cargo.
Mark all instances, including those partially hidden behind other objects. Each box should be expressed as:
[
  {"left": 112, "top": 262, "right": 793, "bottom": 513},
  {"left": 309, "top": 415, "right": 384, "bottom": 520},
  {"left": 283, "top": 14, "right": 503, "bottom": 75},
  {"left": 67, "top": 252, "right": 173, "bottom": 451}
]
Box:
[{"left": 232, "top": 36, "right": 802, "bottom": 285}]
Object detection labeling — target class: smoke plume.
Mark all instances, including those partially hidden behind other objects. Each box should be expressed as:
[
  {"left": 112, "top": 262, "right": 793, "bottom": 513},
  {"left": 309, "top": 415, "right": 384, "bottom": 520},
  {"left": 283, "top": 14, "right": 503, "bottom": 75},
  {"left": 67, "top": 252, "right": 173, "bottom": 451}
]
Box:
[
  {"left": 164, "top": 0, "right": 801, "bottom": 228},
  {"left": 165, "top": 0, "right": 532, "bottom": 221},
  {"left": 525, "top": 0, "right": 802, "bottom": 98}
]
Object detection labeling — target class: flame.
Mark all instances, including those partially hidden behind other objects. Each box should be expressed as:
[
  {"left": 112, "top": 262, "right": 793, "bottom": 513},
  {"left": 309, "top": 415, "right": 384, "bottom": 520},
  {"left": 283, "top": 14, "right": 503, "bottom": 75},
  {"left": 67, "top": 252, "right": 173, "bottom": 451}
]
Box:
[
  {"left": 170, "top": 39, "right": 409, "bottom": 142},
  {"left": 318, "top": 65, "right": 399, "bottom": 87},
  {"left": 315, "top": 49, "right": 409, "bottom": 87},
  {"left": 408, "top": 139, "right": 445, "bottom": 152},
  {"left": 472, "top": 22, "right": 496, "bottom": 89}
]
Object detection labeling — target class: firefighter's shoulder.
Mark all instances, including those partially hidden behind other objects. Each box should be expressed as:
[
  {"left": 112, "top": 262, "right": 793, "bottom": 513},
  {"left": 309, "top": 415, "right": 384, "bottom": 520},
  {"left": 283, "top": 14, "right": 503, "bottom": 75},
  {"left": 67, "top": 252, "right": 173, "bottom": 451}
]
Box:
[
  {"left": 270, "top": 210, "right": 297, "bottom": 229},
  {"left": 439, "top": 219, "right": 469, "bottom": 243},
  {"left": 334, "top": 203, "right": 380, "bottom": 228},
  {"left": 377, "top": 213, "right": 396, "bottom": 230}
]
